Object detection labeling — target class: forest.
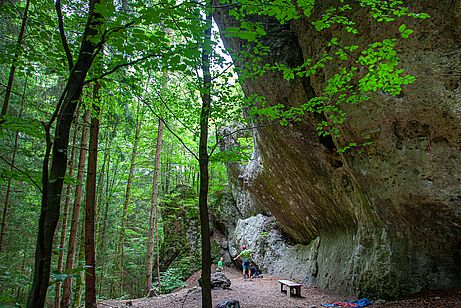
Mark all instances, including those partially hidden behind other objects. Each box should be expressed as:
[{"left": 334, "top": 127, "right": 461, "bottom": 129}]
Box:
[
  {"left": 2, "top": 0, "right": 459, "bottom": 307},
  {"left": 0, "top": 0, "right": 249, "bottom": 305}
]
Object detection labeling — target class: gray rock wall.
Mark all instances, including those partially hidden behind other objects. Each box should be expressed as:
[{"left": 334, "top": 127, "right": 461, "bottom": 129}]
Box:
[
  {"left": 218, "top": 125, "right": 261, "bottom": 219},
  {"left": 214, "top": 0, "right": 461, "bottom": 299},
  {"left": 230, "top": 214, "right": 320, "bottom": 284}
]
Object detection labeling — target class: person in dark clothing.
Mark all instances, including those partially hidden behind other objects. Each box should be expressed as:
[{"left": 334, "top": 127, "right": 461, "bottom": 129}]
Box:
[{"left": 250, "top": 263, "right": 262, "bottom": 278}]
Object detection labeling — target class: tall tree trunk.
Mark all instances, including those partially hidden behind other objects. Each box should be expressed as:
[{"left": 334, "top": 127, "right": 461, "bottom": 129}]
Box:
[
  {"left": 16, "top": 239, "right": 28, "bottom": 302},
  {"left": 145, "top": 118, "right": 164, "bottom": 295},
  {"left": 97, "top": 152, "right": 114, "bottom": 294},
  {"left": 54, "top": 104, "right": 81, "bottom": 307},
  {"left": 199, "top": 5, "right": 213, "bottom": 307},
  {"left": 155, "top": 176, "right": 161, "bottom": 295},
  {"left": 95, "top": 132, "right": 109, "bottom": 242},
  {"left": 60, "top": 109, "right": 90, "bottom": 308},
  {"left": 27, "top": 1, "right": 103, "bottom": 305},
  {"left": 72, "top": 225, "right": 85, "bottom": 308},
  {"left": 94, "top": 129, "right": 108, "bottom": 294},
  {"left": 85, "top": 82, "right": 101, "bottom": 307},
  {"left": 0, "top": 79, "right": 27, "bottom": 252},
  {"left": 1, "top": 0, "right": 30, "bottom": 116},
  {"left": 115, "top": 108, "right": 143, "bottom": 296},
  {"left": 97, "top": 146, "right": 120, "bottom": 295},
  {"left": 93, "top": 107, "right": 106, "bottom": 234}
]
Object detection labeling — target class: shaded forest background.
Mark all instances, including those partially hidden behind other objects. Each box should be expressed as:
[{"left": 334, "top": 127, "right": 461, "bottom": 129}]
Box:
[{"left": 0, "top": 0, "right": 252, "bottom": 305}]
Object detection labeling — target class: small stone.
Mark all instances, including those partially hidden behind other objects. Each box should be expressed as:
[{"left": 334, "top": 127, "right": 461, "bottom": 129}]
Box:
[
  {"left": 375, "top": 299, "right": 386, "bottom": 304},
  {"left": 433, "top": 296, "right": 441, "bottom": 300}
]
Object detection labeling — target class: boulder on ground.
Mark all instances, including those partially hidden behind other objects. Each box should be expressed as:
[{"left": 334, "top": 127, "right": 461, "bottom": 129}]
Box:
[
  {"left": 211, "top": 272, "right": 231, "bottom": 289},
  {"left": 198, "top": 272, "right": 231, "bottom": 289}
]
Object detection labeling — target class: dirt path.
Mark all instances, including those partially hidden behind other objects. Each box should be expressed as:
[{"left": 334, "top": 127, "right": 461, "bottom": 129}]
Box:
[{"left": 100, "top": 268, "right": 461, "bottom": 307}]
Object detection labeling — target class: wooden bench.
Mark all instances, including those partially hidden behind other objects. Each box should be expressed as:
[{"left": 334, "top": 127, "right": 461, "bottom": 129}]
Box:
[{"left": 278, "top": 279, "right": 302, "bottom": 297}]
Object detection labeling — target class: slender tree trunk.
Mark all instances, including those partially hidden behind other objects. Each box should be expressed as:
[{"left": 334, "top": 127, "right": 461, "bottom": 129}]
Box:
[
  {"left": 155, "top": 189, "right": 161, "bottom": 294},
  {"left": 96, "top": 153, "right": 109, "bottom": 295},
  {"left": 101, "top": 146, "right": 119, "bottom": 247},
  {"left": 16, "top": 240, "right": 28, "bottom": 302},
  {"left": 85, "top": 82, "right": 101, "bottom": 307},
  {"left": 54, "top": 104, "right": 80, "bottom": 307},
  {"left": 97, "top": 156, "right": 112, "bottom": 294},
  {"left": 72, "top": 225, "right": 85, "bottom": 308},
  {"left": 95, "top": 132, "right": 109, "bottom": 242},
  {"left": 199, "top": 5, "right": 213, "bottom": 307},
  {"left": 145, "top": 118, "right": 164, "bottom": 295},
  {"left": 0, "top": 79, "right": 27, "bottom": 252},
  {"left": 97, "top": 128, "right": 117, "bottom": 247},
  {"left": 27, "top": 1, "right": 103, "bottom": 305},
  {"left": 98, "top": 148, "right": 120, "bottom": 295},
  {"left": 93, "top": 130, "right": 108, "bottom": 295},
  {"left": 1, "top": 0, "right": 30, "bottom": 116},
  {"left": 93, "top": 106, "right": 106, "bottom": 235},
  {"left": 116, "top": 108, "right": 143, "bottom": 296},
  {"left": 61, "top": 109, "right": 90, "bottom": 308}
]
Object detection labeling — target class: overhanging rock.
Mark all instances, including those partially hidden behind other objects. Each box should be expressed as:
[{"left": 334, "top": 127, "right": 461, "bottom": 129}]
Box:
[{"left": 214, "top": 0, "right": 461, "bottom": 298}]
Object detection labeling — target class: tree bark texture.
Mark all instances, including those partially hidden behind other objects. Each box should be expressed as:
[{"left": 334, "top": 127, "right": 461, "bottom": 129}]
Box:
[
  {"left": 27, "top": 0, "right": 103, "bottom": 305},
  {"left": 199, "top": 5, "right": 213, "bottom": 307},
  {"left": 85, "top": 82, "right": 101, "bottom": 307},
  {"left": 145, "top": 118, "right": 164, "bottom": 295}
]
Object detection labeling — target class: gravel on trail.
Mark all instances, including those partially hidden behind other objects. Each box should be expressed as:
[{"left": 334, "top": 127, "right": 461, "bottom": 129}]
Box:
[{"left": 100, "top": 267, "right": 461, "bottom": 308}]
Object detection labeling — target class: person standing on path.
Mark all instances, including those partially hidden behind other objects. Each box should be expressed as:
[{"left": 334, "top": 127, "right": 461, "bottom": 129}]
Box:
[{"left": 234, "top": 245, "right": 253, "bottom": 280}]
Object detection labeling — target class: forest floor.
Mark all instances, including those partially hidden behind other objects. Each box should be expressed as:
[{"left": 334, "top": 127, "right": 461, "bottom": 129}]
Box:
[{"left": 100, "top": 267, "right": 461, "bottom": 308}]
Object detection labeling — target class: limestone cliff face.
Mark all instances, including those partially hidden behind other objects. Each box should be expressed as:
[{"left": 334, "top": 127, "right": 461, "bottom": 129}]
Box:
[
  {"left": 218, "top": 125, "right": 261, "bottom": 219},
  {"left": 214, "top": 0, "right": 461, "bottom": 298}
]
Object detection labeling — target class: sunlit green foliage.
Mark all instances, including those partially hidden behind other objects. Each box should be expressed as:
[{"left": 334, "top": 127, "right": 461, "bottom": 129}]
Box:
[{"left": 222, "top": 0, "right": 429, "bottom": 151}]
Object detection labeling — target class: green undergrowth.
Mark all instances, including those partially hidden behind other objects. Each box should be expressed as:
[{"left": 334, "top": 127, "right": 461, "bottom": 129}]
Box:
[{"left": 156, "top": 254, "right": 201, "bottom": 294}]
